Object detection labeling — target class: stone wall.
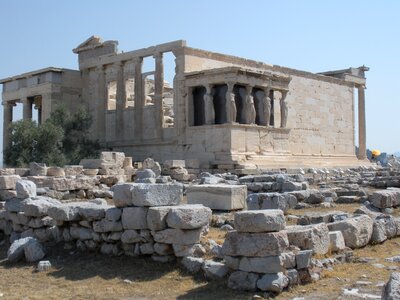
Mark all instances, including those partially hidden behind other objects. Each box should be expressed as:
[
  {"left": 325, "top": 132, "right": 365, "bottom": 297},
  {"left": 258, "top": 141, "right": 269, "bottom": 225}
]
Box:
[{"left": 0, "top": 180, "right": 212, "bottom": 260}]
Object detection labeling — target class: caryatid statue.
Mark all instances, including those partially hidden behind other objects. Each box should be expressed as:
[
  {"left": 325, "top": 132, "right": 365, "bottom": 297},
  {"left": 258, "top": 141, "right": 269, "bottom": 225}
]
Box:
[
  {"left": 280, "top": 90, "right": 288, "bottom": 128},
  {"left": 226, "top": 83, "right": 237, "bottom": 123},
  {"left": 245, "top": 85, "right": 256, "bottom": 124},
  {"left": 204, "top": 84, "right": 215, "bottom": 125},
  {"left": 261, "top": 90, "right": 271, "bottom": 127}
]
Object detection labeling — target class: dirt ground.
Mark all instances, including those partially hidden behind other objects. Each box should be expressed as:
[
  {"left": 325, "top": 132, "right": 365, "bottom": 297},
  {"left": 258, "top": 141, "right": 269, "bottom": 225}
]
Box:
[{"left": 0, "top": 211, "right": 399, "bottom": 300}]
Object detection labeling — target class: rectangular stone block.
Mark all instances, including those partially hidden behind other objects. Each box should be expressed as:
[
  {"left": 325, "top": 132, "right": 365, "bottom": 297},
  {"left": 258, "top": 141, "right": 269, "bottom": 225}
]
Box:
[
  {"left": 234, "top": 209, "right": 286, "bottom": 233},
  {"left": 79, "top": 159, "right": 104, "bottom": 169},
  {"left": 0, "top": 175, "right": 21, "bottom": 190},
  {"left": 221, "top": 231, "right": 289, "bottom": 257},
  {"left": 238, "top": 255, "right": 286, "bottom": 274},
  {"left": 122, "top": 207, "right": 148, "bottom": 230},
  {"left": 152, "top": 228, "right": 202, "bottom": 245},
  {"left": 166, "top": 205, "right": 211, "bottom": 229},
  {"left": 286, "top": 223, "right": 330, "bottom": 255},
  {"left": 131, "top": 184, "right": 183, "bottom": 207},
  {"left": 147, "top": 206, "right": 174, "bottom": 231},
  {"left": 112, "top": 183, "right": 135, "bottom": 207},
  {"left": 163, "top": 160, "right": 186, "bottom": 168},
  {"left": 370, "top": 189, "right": 400, "bottom": 209},
  {"left": 186, "top": 184, "right": 247, "bottom": 211}
]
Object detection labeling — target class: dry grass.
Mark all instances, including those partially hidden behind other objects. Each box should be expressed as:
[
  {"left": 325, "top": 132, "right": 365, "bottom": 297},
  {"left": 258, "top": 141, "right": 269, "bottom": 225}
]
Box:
[
  {"left": 1, "top": 221, "right": 400, "bottom": 299},
  {"left": 0, "top": 241, "right": 254, "bottom": 300}
]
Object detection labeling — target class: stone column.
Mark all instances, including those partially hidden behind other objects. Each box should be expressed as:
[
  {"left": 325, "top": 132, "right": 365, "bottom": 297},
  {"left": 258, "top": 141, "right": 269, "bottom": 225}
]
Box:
[
  {"left": 245, "top": 85, "right": 256, "bottom": 124},
  {"left": 115, "top": 61, "right": 126, "bottom": 140},
  {"left": 22, "top": 98, "right": 32, "bottom": 120},
  {"left": 357, "top": 85, "right": 367, "bottom": 160},
  {"left": 269, "top": 90, "right": 275, "bottom": 127},
  {"left": 154, "top": 52, "right": 164, "bottom": 139},
  {"left": 96, "top": 65, "right": 106, "bottom": 142},
  {"left": 133, "top": 57, "right": 143, "bottom": 140},
  {"left": 280, "top": 90, "right": 288, "bottom": 128},
  {"left": 226, "top": 82, "right": 236, "bottom": 124},
  {"left": 204, "top": 84, "right": 215, "bottom": 125},
  {"left": 3, "top": 102, "right": 13, "bottom": 149}
]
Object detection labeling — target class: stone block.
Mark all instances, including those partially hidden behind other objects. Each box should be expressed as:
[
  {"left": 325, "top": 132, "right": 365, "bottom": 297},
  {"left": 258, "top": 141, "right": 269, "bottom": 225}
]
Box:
[
  {"left": 47, "top": 203, "right": 80, "bottom": 221},
  {"left": 64, "top": 165, "right": 84, "bottom": 176},
  {"left": 152, "top": 228, "right": 202, "bottom": 245},
  {"left": 181, "top": 256, "right": 204, "bottom": 274},
  {"left": 0, "top": 175, "right": 21, "bottom": 190},
  {"left": 5, "top": 198, "right": 27, "bottom": 213},
  {"left": 166, "top": 205, "right": 211, "bottom": 229},
  {"left": 286, "top": 269, "right": 300, "bottom": 286},
  {"left": 381, "top": 272, "right": 400, "bottom": 300},
  {"left": 105, "top": 207, "right": 122, "bottom": 221},
  {"left": 24, "top": 239, "right": 46, "bottom": 262},
  {"left": 295, "top": 250, "right": 313, "bottom": 269},
  {"left": 30, "top": 163, "right": 47, "bottom": 176},
  {"left": 46, "top": 167, "right": 65, "bottom": 177},
  {"left": 202, "top": 260, "right": 229, "bottom": 280},
  {"left": 0, "top": 189, "right": 17, "bottom": 201},
  {"left": 131, "top": 183, "right": 183, "bottom": 207},
  {"left": 257, "top": 272, "right": 289, "bottom": 293},
  {"left": 234, "top": 209, "right": 286, "bottom": 233},
  {"left": 327, "top": 215, "right": 373, "bottom": 248},
  {"left": 121, "top": 230, "right": 142, "bottom": 243},
  {"left": 238, "top": 255, "right": 288, "bottom": 273},
  {"left": 247, "top": 192, "right": 291, "bottom": 213},
  {"left": 186, "top": 184, "right": 247, "bottom": 211},
  {"left": 221, "top": 231, "right": 289, "bottom": 257},
  {"left": 281, "top": 181, "right": 303, "bottom": 192},
  {"left": 185, "top": 159, "right": 199, "bottom": 169},
  {"left": 70, "top": 227, "right": 94, "bottom": 240},
  {"left": 172, "top": 243, "right": 205, "bottom": 257},
  {"left": 121, "top": 207, "right": 148, "bottom": 229},
  {"left": 370, "top": 189, "right": 400, "bottom": 209},
  {"left": 153, "top": 243, "right": 174, "bottom": 255},
  {"left": 78, "top": 202, "right": 109, "bottom": 220},
  {"left": 228, "top": 271, "right": 259, "bottom": 291},
  {"left": 79, "top": 159, "right": 104, "bottom": 169},
  {"left": 93, "top": 219, "right": 123, "bottom": 232},
  {"left": 329, "top": 231, "right": 346, "bottom": 252},
  {"left": 147, "top": 206, "right": 173, "bottom": 231},
  {"left": 163, "top": 160, "right": 186, "bottom": 169},
  {"left": 112, "top": 183, "right": 135, "bottom": 207},
  {"left": 23, "top": 197, "right": 61, "bottom": 217},
  {"left": 16, "top": 180, "right": 37, "bottom": 199},
  {"left": 142, "top": 158, "right": 161, "bottom": 177},
  {"left": 286, "top": 223, "right": 330, "bottom": 255}
]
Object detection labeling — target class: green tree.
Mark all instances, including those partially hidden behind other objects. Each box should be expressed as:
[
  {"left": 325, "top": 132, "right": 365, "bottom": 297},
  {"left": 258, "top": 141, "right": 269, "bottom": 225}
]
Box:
[{"left": 4, "top": 106, "right": 99, "bottom": 167}]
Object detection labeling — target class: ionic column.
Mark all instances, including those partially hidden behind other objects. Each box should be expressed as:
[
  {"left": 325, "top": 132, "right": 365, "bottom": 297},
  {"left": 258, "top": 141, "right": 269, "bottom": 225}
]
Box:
[
  {"left": 280, "top": 90, "right": 288, "bottom": 128},
  {"left": 115, "top": 61, "right": 126, "bottom": 140},
  {"left": 22, "top": 98, "right": 32, "bottom": 120},
  {"left": 96, "top": 65, "right": 106, "bottom": 142},
  {"left": 357, "top": 85, "right": 367, "bottom": 160},
  {"left": 154, "top": 52, "right": 164, "bottom": 139},
  {"left": 3, "top": 102, "right": 13, "bottom": 149},
  {"left": 204, "top": 84, "right": 215, "bottom": 125},
  {"left": 133, "top": 57, "right": 144, "bottom": 140},
  {"left": 226, "top": 82, "right": 236, "bottom": 124},
  {"left": 245, "top": 85, "right": 256, "bottom": 124}
]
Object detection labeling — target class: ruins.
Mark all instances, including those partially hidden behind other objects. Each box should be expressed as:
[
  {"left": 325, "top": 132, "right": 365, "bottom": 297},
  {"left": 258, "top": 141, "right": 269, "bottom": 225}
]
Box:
[{"left": 1, "top": 36, "right": 370, "bottom": 169}]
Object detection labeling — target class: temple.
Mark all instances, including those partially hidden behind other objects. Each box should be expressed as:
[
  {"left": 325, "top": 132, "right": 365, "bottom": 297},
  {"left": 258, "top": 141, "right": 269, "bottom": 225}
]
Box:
[{"left": 1, "top": 36, "right": 369, "bottom": 170}]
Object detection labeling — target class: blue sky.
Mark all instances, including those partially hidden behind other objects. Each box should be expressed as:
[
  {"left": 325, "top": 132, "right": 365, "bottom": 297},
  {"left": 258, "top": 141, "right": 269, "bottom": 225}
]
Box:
[{"left": 0, "top": 0, "right": 399, "bottom": 158}]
